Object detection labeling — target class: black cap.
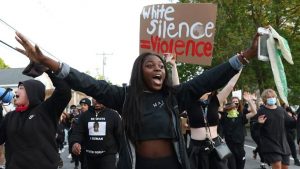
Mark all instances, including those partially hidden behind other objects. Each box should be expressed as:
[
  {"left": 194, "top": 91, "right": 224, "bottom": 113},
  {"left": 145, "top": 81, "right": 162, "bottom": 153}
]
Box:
[{"left": 79, "top": 98, "right": 91, "bottom": 107}]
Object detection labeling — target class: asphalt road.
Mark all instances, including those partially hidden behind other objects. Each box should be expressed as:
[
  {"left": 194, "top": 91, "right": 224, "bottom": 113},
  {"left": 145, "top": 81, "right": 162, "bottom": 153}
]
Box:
[
  {"left": 243, "top": 132, "right": 300, "bottom": 169},
  {"left": 59, "top": 130, "right": 300, "bottom": 169}
]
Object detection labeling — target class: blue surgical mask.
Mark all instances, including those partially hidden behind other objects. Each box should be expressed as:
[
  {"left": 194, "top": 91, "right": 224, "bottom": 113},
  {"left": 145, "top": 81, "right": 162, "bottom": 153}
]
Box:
[{"left": 266, "top": 97, "right": 277, "bottom": 105}]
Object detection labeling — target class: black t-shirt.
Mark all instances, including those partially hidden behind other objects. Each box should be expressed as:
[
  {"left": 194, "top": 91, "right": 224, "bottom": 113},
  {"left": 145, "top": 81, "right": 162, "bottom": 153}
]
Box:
[
  {"left": 70, "top": 108, "right": 122, "bottom": 156},
  {"left": 187, "top": 94, "right": 220, "bottom": 128},
  {"left": 220, "top": 109, "right": 247, "bottom": 144},
  {"left": 257, "top": 106, "right": 292, "bottom": 155},
  {"left": 137, "top": 92, "right": 175, "bottom": 141}
]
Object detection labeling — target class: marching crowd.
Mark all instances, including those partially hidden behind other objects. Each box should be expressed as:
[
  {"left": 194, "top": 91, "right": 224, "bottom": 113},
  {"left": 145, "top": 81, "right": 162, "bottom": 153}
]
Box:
[{"left": 0, "top": 31, "right": 299, "bottom": 169}]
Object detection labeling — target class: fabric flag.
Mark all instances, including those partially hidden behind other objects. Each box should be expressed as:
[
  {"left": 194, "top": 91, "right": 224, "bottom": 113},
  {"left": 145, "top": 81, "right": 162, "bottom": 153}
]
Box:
[{"left": 266, "top": 26, "right": 293, "bottom": 105}]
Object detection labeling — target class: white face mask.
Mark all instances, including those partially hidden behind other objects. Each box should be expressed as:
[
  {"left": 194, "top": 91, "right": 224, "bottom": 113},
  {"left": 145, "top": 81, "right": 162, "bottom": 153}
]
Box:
[{"left": 266, "top": 97, "right": 277, "bottom": 105}]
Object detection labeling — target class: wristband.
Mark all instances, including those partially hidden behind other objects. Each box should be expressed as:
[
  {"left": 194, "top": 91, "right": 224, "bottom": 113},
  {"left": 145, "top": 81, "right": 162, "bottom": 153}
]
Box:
[
  {"left": 54, "top": 61, "right": 63, "bottom": 75},
  {"left": 238, "top": 52, "right": 250, "bottom": 64}
]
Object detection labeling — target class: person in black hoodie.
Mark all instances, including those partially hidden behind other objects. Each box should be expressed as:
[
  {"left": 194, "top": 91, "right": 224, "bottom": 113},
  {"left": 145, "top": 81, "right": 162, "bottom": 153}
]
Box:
[
  {"left": 72, "top": 98, "right": 91, "bottom": 169},
  {"left": 71, "top": 98, "right": 122, "bottom": 169},
  {"left": 14, "top": 31, "right": 259, "bottom": 169},
  {"left": 0, "top": 71, "right": 71, "bottom": 169}
]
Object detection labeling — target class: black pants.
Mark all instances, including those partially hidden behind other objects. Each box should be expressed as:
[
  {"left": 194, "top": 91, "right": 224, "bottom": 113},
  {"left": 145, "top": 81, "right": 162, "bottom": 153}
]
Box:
[
  {"left": 286, "top": 130, "right": 298, "bottom": 160},
  {"left": 71, "top": 149, "right": 88, "bottom": 168},
  {"left": 189, "top": 138, "right": 228, "bottom": 169},
  {"left": 72, "top": 153, "right": 80, "bottom": 167},
  {"left": 226, "top": 142, "right": 245, "bottom": 169},
  {"left": 250, "top": 125, "right": 265, "bottom": 163},
  {"left": 87, "top": 154, "right": 116, "bottom": 169},
  {"left": 80, "top": 150, "right": 88, "bottom": 169},
  {"left": 136, "top": 154, "right": 181, "bottom": 169}
]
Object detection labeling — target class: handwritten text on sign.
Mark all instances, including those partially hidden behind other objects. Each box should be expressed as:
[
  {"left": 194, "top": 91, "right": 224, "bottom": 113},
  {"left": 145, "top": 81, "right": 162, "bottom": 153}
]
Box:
[{"left": 140, "top": 4, "right": 217, "bottom": 65}]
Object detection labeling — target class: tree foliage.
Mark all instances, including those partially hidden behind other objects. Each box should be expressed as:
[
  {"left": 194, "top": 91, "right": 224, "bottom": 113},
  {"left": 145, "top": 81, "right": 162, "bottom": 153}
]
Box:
[
  {"left": 0, "top": 57, "right": 9, "bottom": 69},
  {"left": 177, "top": 0, "right": 300, "bottom": 104}
]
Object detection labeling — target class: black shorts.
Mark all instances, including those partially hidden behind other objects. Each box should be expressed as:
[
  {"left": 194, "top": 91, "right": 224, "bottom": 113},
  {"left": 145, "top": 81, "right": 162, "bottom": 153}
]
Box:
[{"left": 263, "top": 153, "right": 290, "bottom": 165}]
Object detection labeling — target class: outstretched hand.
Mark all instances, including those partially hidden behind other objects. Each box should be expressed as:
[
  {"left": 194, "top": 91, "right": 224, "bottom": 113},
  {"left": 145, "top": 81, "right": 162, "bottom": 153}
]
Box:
[
  {"left": 243, "top": 92, "right": 252, "bottom": 101},
  {"left": 243, "top": 33, "right": 260, "bottom": 60},
  {"left": 15, "top": 32, "right": 45, "bottom": 63}
]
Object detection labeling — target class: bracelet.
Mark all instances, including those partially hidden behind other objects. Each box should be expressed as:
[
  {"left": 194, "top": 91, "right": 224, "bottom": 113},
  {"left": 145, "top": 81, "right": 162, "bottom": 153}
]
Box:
[
  {"left": 54, "top": 61, "right": 63, "bottom": 75},
  {"left": 240, "top": 52, "right": 250, "bottom": 64}
]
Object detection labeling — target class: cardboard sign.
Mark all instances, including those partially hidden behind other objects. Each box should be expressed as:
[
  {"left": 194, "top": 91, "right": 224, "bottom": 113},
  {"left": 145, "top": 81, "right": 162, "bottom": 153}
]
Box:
[
  {"left": 140, "top": 3, "right": 217, "bottom": 66},
  {"left": 232, "top": 90, "right": 242, "bottom": 100}
]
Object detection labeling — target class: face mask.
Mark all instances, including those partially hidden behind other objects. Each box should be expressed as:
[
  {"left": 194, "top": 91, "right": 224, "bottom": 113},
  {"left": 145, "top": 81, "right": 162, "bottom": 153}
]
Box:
[
  {"left": 266, "top": 97, "right": 277, "bottom": 105},
  {"left": 227, "top": 109, "right": 239, "bottom": 118}
]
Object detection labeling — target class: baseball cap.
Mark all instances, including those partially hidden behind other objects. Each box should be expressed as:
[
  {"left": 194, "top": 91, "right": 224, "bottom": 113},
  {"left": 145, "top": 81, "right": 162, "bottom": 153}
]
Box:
[{"left": 79, "top": 98, "right": 91, "bottom": 107}]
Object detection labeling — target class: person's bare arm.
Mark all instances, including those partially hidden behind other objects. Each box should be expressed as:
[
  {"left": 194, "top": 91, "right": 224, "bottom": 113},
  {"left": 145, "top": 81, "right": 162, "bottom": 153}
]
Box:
[
  {"left": 217, "top": 69, "right": 242, "bottom": 103},
  {"left": 164, "top": 53, "right": 179, "bottom": 86},
  {"left": 171, "top": 63, "right": 179, "bottom": 86}
]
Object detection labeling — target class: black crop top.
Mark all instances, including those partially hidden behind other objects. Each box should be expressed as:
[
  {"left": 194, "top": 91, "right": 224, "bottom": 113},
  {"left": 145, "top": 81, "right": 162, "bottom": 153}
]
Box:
[
  {"left": 136, "top": 92, "right": 175, "bottom": 141},
  {"left": 187, "top": 94, "right": 220, "bottom": 128}
]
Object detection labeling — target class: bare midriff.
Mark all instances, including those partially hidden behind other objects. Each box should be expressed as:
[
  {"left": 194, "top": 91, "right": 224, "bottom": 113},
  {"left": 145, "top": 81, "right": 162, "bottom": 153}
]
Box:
[{"left": 136, "top": 139, "right": 174, "bottom": 158}]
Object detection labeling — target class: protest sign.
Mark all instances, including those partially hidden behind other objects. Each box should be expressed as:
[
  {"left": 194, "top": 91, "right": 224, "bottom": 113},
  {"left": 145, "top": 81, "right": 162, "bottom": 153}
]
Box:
[{"left": 140, "top": 3, "right": 217, "bottom": 66}]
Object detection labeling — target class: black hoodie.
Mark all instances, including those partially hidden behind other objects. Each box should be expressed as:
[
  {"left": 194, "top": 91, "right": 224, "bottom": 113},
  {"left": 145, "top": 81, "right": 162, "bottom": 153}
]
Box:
[{"left": 0, "top": 72, "right": 71, "bottom": 169}]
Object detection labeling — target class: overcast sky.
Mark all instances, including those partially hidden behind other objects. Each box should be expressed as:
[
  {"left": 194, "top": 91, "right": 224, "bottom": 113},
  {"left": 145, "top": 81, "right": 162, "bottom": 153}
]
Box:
[{"left": 0, "top": 0, "right": 176, "bottom": 85}]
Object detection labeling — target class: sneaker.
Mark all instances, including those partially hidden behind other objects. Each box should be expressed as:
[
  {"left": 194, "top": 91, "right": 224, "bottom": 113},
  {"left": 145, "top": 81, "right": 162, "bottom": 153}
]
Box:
[{"left": 294, "top": 159, "right": 300, "bottom": 166}]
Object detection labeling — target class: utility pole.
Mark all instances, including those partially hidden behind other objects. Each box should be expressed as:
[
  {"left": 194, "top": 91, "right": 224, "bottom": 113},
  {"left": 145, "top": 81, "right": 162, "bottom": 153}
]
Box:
[{"left": 96, "top": 52, "right": 113, "bottom": 79}]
